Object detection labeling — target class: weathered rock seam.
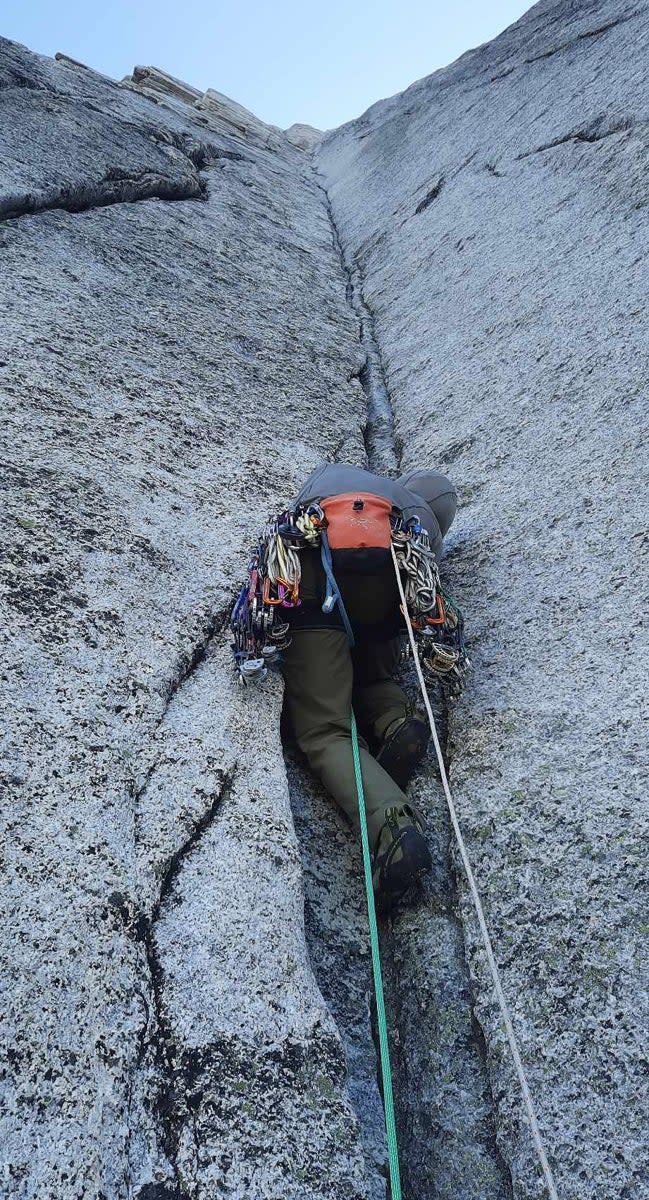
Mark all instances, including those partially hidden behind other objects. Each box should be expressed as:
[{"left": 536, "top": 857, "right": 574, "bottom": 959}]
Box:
[
  {"left": 0, "top": 170, "right": 204, "bottom": 223},
  {"left": 0, "top": 122, "right": 246, "bottom": 222},
  {"left": 313, "top": 159, "right": 511, "bottom": 1198},
  {"left": 138, "top": 769, "right": 236, "bottom": 1198},
  {"left": 313, "top": 169, "right": 399, "bottom": 477}
]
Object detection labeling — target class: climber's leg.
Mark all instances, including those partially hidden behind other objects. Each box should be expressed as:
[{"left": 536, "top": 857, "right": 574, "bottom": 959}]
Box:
[
  {"left": 281, "top": 628, "right": 409, "bottom": 852},
  {"left": 352, "top": 636, "right": 429, "bottom": 790},
  {"left": 351, "top": 636, "right": 408, "bottom": 744}
]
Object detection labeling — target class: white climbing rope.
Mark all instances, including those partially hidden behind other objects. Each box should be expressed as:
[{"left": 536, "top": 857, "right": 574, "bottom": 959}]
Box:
[{"left": 391, "top": 542, "right": 560, "bottom": 1200}]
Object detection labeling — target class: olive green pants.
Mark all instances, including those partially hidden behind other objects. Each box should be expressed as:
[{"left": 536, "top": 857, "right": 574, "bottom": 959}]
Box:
[{"left": 281, "top": 629, "right": 411, "bottom": 853}]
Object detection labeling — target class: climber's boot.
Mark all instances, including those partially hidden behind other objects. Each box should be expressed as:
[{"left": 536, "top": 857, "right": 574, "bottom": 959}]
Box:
[
  {"left": 375, "top": 715, "right": 430, "bottom": 790},
  {"left": 371, "top": 803, "right": 432, "bottom": 910}
]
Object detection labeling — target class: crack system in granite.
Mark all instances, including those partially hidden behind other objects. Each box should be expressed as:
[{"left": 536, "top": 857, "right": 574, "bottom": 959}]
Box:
[
  {"left": 130, "top": 604, "right": 231, "bottom": 840},
  {"left": 115, "top": 605, "right": 234, "bottom": 1197},
  {"left": 135, "top": 768, "right": 236, "bottom": 1200},
  {"left": 313, "top": 170, "right": 400, "bottom": 477},
  {"left": 0, "top": 167, "right": 205, "bottom": 223},
  {"left": 0, "top": 133, "right": 245, "bottom": 223},
  {"left": 307, "top": 167, "right": 513, "bottom": 1199}
]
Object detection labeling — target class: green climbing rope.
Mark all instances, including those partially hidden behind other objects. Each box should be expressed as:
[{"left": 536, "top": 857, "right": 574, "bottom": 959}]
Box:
[{"left": 350, "top": 709, "right": 402, "bottom": 1200}]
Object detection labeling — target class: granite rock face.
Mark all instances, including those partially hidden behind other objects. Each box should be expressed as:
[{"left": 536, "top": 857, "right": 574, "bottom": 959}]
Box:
[
  {"left": 285, "top": 124, "right": 324, "bottom": 152},
  {"left": 2, "top": 2, "right": 648, "bottom": 1198},
  {"left": 0, "top": 35, "right": 374, "bottom": 1200},
  {"left": 318, "top": 1, "right": 649, "bottom": 1197}
]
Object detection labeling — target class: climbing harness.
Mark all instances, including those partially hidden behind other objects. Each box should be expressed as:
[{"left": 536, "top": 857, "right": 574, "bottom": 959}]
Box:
[
  {"left": 231, "top": 496, "right": 470, "bottom": 694},
  {"left": 390, "top": 541, "right": 560, "bottom": 1200}
]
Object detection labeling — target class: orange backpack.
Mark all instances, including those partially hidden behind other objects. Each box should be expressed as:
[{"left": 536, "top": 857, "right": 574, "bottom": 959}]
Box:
[{"left": 319, "top": 492, "right": 394, "bottom": 572}]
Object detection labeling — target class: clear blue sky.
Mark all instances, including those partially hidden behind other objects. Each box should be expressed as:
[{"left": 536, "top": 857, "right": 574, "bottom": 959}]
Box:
[{"left": 3, "top": 1, "right": 532, "bottom": 131}]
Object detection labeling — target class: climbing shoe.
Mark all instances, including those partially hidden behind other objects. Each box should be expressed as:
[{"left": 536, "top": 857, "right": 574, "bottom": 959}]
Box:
[
  {"left": 371, "top": 803, "right": 432, "bottom": 909},
  {"left": 375, "top": 715, "right": 430, "bottom": 789}
]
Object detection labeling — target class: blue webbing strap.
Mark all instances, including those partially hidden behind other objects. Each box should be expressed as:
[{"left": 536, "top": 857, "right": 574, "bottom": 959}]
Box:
[{"left": 319, "top": 528, "right": 355, "bottom": 646}]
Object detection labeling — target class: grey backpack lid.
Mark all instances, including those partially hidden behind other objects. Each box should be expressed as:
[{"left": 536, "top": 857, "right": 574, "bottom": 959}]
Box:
[
  {"left": 397, "top": 470, "right": 457, "bottom": 538},
  {"left": 293, "top": 462, "right": 453, "bottom": 559}
]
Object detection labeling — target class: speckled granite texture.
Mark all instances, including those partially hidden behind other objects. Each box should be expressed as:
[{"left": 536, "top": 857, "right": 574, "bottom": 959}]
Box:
[
  {"left": 318, "top": 1, "right": 649, "bottom": 1196},
  {"left": 2, "top": 2, "right": 649, "bottom": 1197},
  {"left": 0, "top": 35, "right": 374, "bottom": 1200}
]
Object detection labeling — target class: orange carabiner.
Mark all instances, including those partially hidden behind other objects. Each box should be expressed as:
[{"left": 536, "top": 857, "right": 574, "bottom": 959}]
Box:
[
  {"left": 425, "top": 594, "right": 446, "bottom": 626},
  {"left": 276, "top": 575, "right": 300, "bottom": 605},
  {"left": 262, "top": 576, "right": 284, "bottom": 606},
  {"left": 399, "top": 603, "right": 422, "bottom": 631}
]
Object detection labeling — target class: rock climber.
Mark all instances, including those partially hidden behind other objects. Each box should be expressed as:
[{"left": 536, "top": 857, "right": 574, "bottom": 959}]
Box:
[{"left": 280, "top": 462, "right": 457, "bottom": 909}]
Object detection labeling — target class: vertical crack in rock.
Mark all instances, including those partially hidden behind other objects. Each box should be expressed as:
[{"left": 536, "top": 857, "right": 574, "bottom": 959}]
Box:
[
  {"left": 308, "top": 168, "right": 513, "bottom": 1199},
  {"left": 120, "top": 610, "right": 233, "bottom": 1196},
  {"left": 161, "top": 607, "right": 231, "bottom": 711},
  {"left": 130, "top": 607, "right": 230, "bottom": 815},
  {"left": 377, "top": 677, "right": 514, "bottom": 1200},
  {"left": 135, "top": 769, "right": 237, "bottom": 1198},
  {"left": 313, "top": 170, "right": 400, "bottom": 476}
]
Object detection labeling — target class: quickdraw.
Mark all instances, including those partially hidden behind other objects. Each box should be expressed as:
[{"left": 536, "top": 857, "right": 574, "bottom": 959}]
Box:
[
  {"left": 390, "top": 515, "right": 470, "bottom": 696},
  {"left": 231, "top": 499, "right": 470, "bottom": 693},
  {"left": 230, "top": 505, "right": 321, "bottom": 683}
]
